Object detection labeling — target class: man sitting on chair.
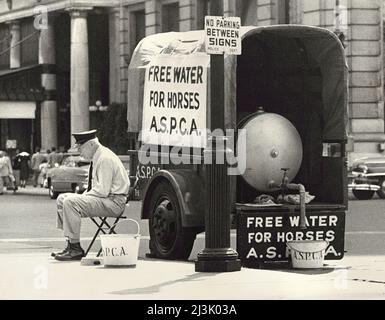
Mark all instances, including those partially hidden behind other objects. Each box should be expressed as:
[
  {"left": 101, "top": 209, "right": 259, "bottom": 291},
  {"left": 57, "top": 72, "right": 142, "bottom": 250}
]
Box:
[{"left": 53, "top": 129, "right": 130, "bottom": 261}]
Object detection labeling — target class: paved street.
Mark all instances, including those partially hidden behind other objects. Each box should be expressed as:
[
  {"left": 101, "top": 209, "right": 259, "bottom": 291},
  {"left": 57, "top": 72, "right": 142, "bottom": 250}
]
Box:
[
  {"left": 0, "top": 186, "right": 151, "bottom": 257},
  {"left": 0, "top": 186, "right": 223, "bottom": 259},
  {"left": 1, "top": 187, "right": 385, "bottom": 258},
  {"left": 0, "top": 187, "right": 385, "bottom": 299}
]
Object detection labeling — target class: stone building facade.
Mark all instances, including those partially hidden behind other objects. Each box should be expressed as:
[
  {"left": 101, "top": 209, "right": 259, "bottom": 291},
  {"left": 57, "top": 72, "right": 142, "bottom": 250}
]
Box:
[{"left": 0, "top": 0, "right": 383, "bottom": 163}]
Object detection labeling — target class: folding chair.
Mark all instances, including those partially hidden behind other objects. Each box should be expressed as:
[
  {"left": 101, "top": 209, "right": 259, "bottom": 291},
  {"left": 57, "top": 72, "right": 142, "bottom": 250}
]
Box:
[{"left": 84, "top": 176, "right": 139, "bottom": 257}]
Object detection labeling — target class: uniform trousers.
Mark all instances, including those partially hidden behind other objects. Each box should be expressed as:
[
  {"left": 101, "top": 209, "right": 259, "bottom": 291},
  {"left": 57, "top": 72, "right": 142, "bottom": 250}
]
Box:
[{"left": 56, "top": 193, "right": 126, "bottom": 241}]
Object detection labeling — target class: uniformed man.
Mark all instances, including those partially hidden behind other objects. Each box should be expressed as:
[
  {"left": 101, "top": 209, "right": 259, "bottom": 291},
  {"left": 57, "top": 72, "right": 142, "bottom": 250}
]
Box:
[{"left": 53, "top": 129, "right": 130, "bottom": 261}]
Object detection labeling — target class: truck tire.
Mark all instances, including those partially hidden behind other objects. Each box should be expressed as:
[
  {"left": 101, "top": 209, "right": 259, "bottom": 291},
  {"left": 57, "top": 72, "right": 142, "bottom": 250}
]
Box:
[
  {"left": 376, "top": 179, "right": 385, "bottom": 199},
  {"left": 148, "top": 181, "right": 196, "bottom": 260},
  {"left": 352, "top": 189, "right": 374, "bottom": 200}
]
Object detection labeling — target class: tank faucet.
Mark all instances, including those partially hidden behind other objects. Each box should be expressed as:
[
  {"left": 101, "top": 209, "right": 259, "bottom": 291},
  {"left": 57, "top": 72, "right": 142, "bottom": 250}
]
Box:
[{"left": 269, "top": 168, "right": 307, "bottom": 230}]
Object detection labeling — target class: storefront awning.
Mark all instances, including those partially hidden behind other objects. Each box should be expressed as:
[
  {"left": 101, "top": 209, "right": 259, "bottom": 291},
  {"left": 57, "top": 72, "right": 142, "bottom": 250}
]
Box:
[{"left": 0, "top": 101, "right": 36, "bottom": 119}]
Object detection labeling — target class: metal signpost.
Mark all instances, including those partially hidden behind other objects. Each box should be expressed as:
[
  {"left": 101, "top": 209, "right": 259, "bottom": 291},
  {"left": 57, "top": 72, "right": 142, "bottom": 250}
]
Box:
[{"left": 195, "top": 0, "right": 242, "bottom": 272}]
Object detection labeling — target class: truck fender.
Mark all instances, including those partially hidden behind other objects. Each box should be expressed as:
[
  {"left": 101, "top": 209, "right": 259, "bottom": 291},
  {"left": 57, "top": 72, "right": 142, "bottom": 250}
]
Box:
[{"left": 141, "top": 169, "right": 205, "bottom": 228}]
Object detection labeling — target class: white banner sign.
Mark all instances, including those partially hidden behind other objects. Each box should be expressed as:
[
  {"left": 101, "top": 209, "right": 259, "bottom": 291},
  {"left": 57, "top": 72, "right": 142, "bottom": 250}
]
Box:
[
  {"left": 205, "top": 16, "right": 241, "bottom": 55},
  {"left": 142, "top": 55, "right": 209, "bottom": 148},
  {"left": 0, "top": 101, "right": 36, "bottom": 119}
]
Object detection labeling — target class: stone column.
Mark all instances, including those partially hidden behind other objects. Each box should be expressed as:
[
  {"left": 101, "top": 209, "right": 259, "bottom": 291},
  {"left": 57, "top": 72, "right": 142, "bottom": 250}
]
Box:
[
  {"left": 119, "top": 5, "right": 129, "bottom": 104},
  {"left": 109, "top": 7, "right": 120, "bottom": 103},
  {"left": 289, "top": 0, "right": 303, "bottom": 24},
  {"left": 302, "top": 0, "right": 335, "bottom": 28},
  {"left": 256, "top": 0, "right": 277, "bottom": 26},
  {"left": 39, "top": 15, "right": 57, "bottom": 150},
  {"left": 347, "top": 0, "right": 385, "bottom": 161},
  {"left": 179, "top": 0, "right": 194, "bottom": 31},
  {"left": 39, "top": 17, "right": 55, "bottom": 65},
  {"left": 69, "top": 9, "right": 90, "bottom": 142},
  {"left": 145, "top": 0, "right": 160, "bottom": 36},
  {"left": 224, "top": 0, "right": 237, "bottom": 17},
  {"left": 8, "top": 20, "right": 20, "bottom": 69}
]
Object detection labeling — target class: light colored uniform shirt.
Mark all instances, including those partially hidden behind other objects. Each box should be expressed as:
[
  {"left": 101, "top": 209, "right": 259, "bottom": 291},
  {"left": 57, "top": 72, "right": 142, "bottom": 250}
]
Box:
[{"left": 85, "top": 145, "right": 130, "bottom": 198}]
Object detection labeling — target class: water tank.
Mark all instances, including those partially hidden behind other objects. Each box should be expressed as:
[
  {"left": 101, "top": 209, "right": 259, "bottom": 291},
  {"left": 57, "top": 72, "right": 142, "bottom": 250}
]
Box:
[{"left": 238, "top": 109, "right": 303, "bottom": 192}]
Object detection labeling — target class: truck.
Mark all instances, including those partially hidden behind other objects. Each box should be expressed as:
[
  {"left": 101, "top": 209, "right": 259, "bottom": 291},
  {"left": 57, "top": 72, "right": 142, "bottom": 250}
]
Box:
[{"left": 126, "top": 25, "right": 348, "bottom": 267}]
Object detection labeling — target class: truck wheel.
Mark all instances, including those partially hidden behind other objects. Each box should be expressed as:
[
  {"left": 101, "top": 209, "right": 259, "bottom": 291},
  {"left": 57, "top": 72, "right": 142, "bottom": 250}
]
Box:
[
  {"left": 49, "top": 186, "right": 59, "bottom": 199},
  {"left": 376, "top": 179, "right": 385, "bottom": 199},
  {"left": 352, "top": 189, "right": 374, "bottom": 200},
  {"left": 149, "top": 181, "right": 196, "bottom": 260}
]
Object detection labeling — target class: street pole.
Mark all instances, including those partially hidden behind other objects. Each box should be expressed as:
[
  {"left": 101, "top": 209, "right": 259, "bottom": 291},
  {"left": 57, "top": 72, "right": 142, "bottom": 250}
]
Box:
[{"left": 195, "top": 0, "right": 241, "bottom": 272}]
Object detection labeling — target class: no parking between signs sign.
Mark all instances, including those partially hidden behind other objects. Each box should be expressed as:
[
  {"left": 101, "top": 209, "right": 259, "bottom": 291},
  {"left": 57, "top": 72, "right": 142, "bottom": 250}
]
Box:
[{"left": 205, "top": 16, "right": 241, "bottom": 55}]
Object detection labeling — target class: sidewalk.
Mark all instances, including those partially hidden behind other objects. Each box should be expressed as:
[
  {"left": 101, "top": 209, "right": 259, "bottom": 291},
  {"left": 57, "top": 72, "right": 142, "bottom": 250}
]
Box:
[
  {"left": 0, "top": 252, "right": 384, "bottom": 300},
  {"left": 6, "top": 185, "right": 48, "bottom": 196}
]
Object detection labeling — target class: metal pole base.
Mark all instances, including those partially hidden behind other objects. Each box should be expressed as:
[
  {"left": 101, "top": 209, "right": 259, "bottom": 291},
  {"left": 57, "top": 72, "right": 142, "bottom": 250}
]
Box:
[
  {"left": 195, "top": 248, "right": 242, "bottom": 272},
  {"left": 195, "top": 259, "right": 241, "bottom": 272}
]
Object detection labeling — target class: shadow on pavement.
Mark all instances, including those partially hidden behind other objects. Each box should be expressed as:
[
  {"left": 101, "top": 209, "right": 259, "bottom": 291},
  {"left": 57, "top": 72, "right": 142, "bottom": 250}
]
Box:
[
  {"left": 108, "top": 272, "right": 209, "bottom": 295},
  {"left": 106, "top": 258, "right": 214, "bottom": 295},
  {"left": 243, "top": 261, "right": 348, "bottom": 275}
]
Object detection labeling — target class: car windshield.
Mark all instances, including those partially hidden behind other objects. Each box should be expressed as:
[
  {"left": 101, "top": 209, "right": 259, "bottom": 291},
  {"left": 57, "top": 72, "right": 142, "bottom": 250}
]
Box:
[{"left": 62, "top": 156, "right": 90, "bottom": 168}]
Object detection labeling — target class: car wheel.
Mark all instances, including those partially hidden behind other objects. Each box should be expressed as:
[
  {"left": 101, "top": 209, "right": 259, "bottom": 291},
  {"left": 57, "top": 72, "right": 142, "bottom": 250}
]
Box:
[
  {"left": 352, "top": 189, "right": 375, "bottom": 200},
  {"left": 148, "top": 181, "right": 196, "bottom": 260},
  {"left": 49, "top": 186, "right": 59, "bottom": 199},
  {"left": 376, "top": 179, "right": 385, "bottom": 199}
]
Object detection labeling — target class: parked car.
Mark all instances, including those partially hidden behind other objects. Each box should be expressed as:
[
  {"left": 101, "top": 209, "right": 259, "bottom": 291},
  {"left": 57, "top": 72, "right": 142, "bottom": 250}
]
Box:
[
  {"left": 45, "top": 153, "right": 90, "bottom": 199},
  {"left": 47, "top": 153, "right": 132, "bottom": 199},
  {"left": 349, "top": 156, "right": 385, "bottom": 200}
]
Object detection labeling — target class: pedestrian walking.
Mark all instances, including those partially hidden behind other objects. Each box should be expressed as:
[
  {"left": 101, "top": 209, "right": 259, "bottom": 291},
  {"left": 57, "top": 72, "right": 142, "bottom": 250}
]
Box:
[
  {"left": 48, "top": 147, "right": 63, "bottom": 168},
  {"left": 30, "top": 147, "right": 46, "bottom": 187},
  {"left": 39, "top": 160, "right": 49, "bottom": 187},
  {"left": 12, "top": 148, "right": 21, "bottom": 189},
  {"left": 14, "top": 150, "right": 30, "bottom": 188},
  {"left": 0, "top": 150, "right": 16, "bottom": 194},
  {"left": 53, "top": 129, "right": 130, "bottom": 261}
]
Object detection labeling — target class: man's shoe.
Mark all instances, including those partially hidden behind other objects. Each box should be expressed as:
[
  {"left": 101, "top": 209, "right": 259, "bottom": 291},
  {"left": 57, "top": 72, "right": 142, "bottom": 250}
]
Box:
[
  {"left": 54, "top": 243, "right": 85, "bottom": 261},
  {"left": 54, "top": 250, "right": 85, "bottom": 261},
  {"left": 51, "top": 240, "right": 70, "bottom": 257}
]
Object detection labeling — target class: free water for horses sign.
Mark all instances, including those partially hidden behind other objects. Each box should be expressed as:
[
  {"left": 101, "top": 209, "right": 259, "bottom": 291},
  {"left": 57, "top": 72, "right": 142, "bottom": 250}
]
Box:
[
  {"left": 142, "top": 55, "right": 209, "bottom": 148},
  {"left": 237, "top": 210, "right": 345, "bottom": 267}
]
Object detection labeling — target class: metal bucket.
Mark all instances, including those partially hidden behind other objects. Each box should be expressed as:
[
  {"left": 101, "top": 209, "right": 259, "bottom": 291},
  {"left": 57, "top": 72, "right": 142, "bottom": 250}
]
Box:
[
  {"left": 100, "top": 219, "right": 140, "bottom": 267},
  {"left": 287, "top": 240, "right": 329, "bottom": 269}
]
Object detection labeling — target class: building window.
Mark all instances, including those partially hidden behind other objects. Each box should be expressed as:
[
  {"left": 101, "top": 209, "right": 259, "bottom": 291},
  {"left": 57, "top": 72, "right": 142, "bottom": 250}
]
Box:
[
  {"left": 0, "top": 24, "right": 10, "bottom": 69},
  {"left": 20, "top": 18, "right": 39, "bottom": 66},
  {"left": 196, "top": 0, "right": 210, "bottom": 29},
  {"left": 130, "top": 9, "right": 145, "bottom": 54},
  {"left": 162, "top": 2, "right": 179, "bottom": 32},
  {"left": 277, "top": 0, "right": 290, "bottom": 24},
  {"left": 6, "top": 0, "right": 12, "bottom": 10}
]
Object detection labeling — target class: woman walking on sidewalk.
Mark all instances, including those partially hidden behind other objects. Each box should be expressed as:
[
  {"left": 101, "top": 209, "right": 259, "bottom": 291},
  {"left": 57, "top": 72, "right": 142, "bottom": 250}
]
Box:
[
  {"left": 14, "top": 151, "right": 30, "bottom": 188},
  {"left": 0, "top": 150, "right": 16, "bottom": 194}
]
